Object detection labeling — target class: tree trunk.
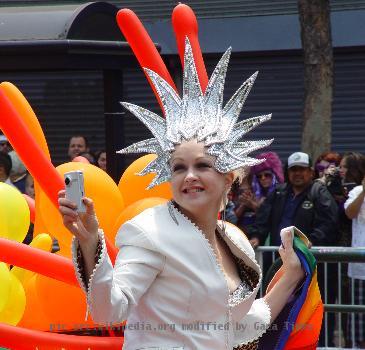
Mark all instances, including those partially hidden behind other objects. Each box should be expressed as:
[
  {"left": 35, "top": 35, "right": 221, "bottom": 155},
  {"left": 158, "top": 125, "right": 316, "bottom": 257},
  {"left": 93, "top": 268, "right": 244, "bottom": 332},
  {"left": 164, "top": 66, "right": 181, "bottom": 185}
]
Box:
[{"left": 298, "top": 0, "right": 333, "bottom": 162}]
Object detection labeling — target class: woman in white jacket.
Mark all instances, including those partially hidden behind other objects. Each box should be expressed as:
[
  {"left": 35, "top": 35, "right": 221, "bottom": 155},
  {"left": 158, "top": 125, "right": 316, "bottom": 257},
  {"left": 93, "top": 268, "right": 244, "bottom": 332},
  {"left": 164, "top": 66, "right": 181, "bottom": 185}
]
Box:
[{"left": 58, "top": 39, "right": 304, "bottom": 350}]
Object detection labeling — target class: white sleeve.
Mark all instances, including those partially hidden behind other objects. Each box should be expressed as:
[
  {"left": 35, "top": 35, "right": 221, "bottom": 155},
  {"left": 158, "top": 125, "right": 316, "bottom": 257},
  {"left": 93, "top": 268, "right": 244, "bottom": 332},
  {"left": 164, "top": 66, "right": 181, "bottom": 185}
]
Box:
[
  {"left": 72, "top": 222, "right": 165, "bottom": 325},
  {"left": 233, "top": 298, "right": 271, "bottom": 346},
  {"left": 344, "top": 185, "right": 362, "bottom": 209}
]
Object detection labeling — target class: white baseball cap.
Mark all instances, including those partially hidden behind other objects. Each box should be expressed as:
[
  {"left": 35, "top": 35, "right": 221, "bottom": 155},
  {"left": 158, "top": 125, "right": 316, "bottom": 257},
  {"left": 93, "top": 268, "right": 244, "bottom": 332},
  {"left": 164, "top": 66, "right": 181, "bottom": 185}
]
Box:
[
  {"left": 287, "top": 152, "right": 312, "bottom": 168},
  {"left": 0, "top": 134, "right": 8, "bottom": 142}
]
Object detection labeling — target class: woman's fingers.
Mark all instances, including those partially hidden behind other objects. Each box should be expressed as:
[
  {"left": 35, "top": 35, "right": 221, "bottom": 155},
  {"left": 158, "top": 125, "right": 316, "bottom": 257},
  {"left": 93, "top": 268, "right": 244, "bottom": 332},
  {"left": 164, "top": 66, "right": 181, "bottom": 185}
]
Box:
[
  {"left": 58, "top": 189, "right": 66, "bottom": 198},
  {"left": 82, "top": 197, "right": 96, "bottom": 216},
  {"left": 59, "top": 205, "right": 78, "bottom": 218},
  {"left": 58, "top": 196, "right": 77, "bottom": 210},
  {"left": 280, "top": 227, "right": 294, "bottom": 250}
]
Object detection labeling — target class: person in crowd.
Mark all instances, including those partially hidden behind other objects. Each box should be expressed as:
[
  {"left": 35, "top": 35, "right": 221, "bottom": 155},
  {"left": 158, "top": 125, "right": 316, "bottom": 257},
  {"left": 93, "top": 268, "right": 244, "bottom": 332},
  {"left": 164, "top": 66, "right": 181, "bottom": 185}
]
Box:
[
  {"left": 79, "top": 151, "right": 96, "bottom": 165},
  {"left": 0, "top": 134, "right": 11, "bottom": 153},
  {"left": 9, "top": 151, "right": 27, "bottom": 192},
  {"left": 251, "top": 151, "right": 284, "bottom": 206},
  {"left": 0, "top": 152, "right": 14, "bottom": 186},
  {"left": 336, "top": 151, "right": 365, "bottom": 248},
  {"left": 314, "top": 151, "right": 344, "bottom": 201},
  {"left": 68, "top": 135, "right": 89, "bottom": 160},
  {"left": 95, "top": 150, "right": 107, "bottom": 172},
  {"left": 313, "top": 151, "right": 351, "bottom": 346},
  {"left": 231, "top": 152, "right": 284, "bottom": 238},
  {"left": 246, "top": 151, "right": 338, "bottom": 346},
  {"left": 0, "top": 133, "right": 27, "bottom": 191},
  {"left": 342, "top": 152, "right": 365, "bottom": 348},
  {"left": 58, "top": 42, "right": 308, "bottom": 349},
  {"left": 314, "top": 151, "right": 341, "bottom": 178},
  {"left": 233, "top": 174, "right": 257, "bottom": 232},
  {"left": 25, "top": 172, "right": 35, "bottom": 199}
]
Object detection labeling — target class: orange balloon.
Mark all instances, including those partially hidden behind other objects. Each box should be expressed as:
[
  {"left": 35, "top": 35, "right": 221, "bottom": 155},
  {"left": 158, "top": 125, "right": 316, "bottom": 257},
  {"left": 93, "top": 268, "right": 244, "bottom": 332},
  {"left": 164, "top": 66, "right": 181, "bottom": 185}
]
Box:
[
  {"left": 73, "top": 156, "right": 90, "bottom": 164},
  {"left": 33, "top": 180, "right": 49, "bottom": 236},
  {"left": 118, "top": 154, "right": 172, "bottom": 206},
  {"left": 113, "top": 197, "right": 168, "bottom": 235},
  {"left": 39, "top": 162, "right": 124, "bottom": 250},
  {"left": 36, "top": 274, "right": 95, "bottom": 329},
  {"left": 56, "top": 240, "right": 72, "bottom": 258},
  {"left": 18, "top": 275, "right": 50, "bottom": 331}
]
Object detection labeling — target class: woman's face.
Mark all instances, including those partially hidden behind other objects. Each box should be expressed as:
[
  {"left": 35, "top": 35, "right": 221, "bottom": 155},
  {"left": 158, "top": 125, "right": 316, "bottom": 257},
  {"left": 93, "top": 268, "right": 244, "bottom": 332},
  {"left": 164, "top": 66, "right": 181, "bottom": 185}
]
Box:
[
  {"left": 339, "top": 158, "right": 347, "bottom": 179},
  {"left": 97, "top": 152, "right": 107, "bottom": 171},
  {"left": 316, "top": 160, "right": 330, "bottom": 178},
  {"left": 25, "top": 175, "right": 35, "bottom": 199},
  {"left": 170, "top": 140, "right": 232, "bottom": 216},
  {"left": 257, "top": 170, "right": 273, "bottom": 189}
]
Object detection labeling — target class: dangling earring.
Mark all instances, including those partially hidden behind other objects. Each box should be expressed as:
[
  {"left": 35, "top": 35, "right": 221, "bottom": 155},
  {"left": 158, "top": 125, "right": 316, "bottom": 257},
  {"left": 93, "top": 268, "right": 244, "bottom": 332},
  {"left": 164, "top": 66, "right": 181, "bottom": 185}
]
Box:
[
  {"left": 168, "top": 200, "right": 179, "bottom": 225},
  {"left": 221, "top": 195, "right": 227, "bottom": 235}
]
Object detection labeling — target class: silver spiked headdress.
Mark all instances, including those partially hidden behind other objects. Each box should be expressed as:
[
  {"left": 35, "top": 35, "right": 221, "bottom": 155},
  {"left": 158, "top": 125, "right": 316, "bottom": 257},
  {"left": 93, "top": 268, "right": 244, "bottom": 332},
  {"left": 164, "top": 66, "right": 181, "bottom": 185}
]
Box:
[{"left": 118, "top": 38, "right": 273, "bottom": 189}]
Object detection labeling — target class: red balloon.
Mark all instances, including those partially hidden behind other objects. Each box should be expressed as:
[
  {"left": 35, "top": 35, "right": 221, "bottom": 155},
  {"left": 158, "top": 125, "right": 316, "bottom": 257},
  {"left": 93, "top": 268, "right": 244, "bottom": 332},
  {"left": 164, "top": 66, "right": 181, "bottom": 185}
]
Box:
[
  {"left": 0, "top": 88, "right": 64, "bottom": 207},
  {"left": 116, "top": 9, "right": 178, "bottom": 113},
  {"left": 0, "top": 323, "right": 123, "bottom": 350},
  {"left": 0, "top": 237, "right": 77, "bottom": 286},
  {"left": 172, "top": 4, "right": 209, "bottom": 92},
  {"left": 22, "top": 194, "right": 35, "bottom": 223}
]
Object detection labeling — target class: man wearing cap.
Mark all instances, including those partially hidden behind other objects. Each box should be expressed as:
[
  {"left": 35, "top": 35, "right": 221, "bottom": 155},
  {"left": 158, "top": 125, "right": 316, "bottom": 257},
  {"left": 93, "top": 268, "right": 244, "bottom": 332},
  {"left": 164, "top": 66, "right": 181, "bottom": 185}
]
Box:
[
  {"left": 247, "top": 151, "right": 338, "bottom": 247},
  {"left": 247, "top": 151, "right": 338, "bottom": 346}
]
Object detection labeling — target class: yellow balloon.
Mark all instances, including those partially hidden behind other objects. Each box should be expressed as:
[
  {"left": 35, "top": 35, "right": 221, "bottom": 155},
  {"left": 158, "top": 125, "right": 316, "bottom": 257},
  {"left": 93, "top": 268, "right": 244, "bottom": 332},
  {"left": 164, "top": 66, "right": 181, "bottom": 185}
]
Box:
[
  {"left": 118, "top": 154, "right": 172, "bottom": 206},
  {"left": 39, "top": 162, "right": 124, "bottom": 248},
  {"left": 0, "top": 182, "right": 30, "bottom": 242},
  {"left": 0, "top": 273, "right": 26, "bottom": 325},
  {"left": 11, "top": 233, "right": 53, "bottom": 284},
  {"left": 0, "top": 263, "right": 11, "bottom": 312}
]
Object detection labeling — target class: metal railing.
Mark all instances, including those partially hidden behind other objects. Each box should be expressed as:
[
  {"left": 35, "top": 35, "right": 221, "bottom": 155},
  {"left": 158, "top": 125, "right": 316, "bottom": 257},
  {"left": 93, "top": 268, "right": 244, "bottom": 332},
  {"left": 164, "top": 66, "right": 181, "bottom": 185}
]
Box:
[{"left": 255, "top": 246, "right": 365, "bottom": 349}]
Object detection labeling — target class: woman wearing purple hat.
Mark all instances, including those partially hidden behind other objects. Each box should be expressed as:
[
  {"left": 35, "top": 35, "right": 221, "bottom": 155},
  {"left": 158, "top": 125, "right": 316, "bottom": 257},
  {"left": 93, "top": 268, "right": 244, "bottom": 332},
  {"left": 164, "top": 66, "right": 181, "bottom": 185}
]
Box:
[{"left": 251, "top": 152, "right": 284, "bottom": 206}]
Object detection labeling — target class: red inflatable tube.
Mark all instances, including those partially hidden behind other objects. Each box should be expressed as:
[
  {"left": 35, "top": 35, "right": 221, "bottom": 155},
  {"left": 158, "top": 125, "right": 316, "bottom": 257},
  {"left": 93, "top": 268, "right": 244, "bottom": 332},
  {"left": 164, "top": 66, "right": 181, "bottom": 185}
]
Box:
[
  {"left": 0, "top": 323, "right": 123, "bottom": 350},
  {"left": 116, "top": 9, "right": 178, "bottom": 113},
  {"left": 172, "top": 4, "right": 209, "bottom": 92},
  {"left": 0, "top": 89, "right": 63, "bottom": 207},
  {"left": 23, "top": 194, "right": 35, "bottom": 223},
  {"left": 0, "top": 237, "right": 78, "bottom": 286}
]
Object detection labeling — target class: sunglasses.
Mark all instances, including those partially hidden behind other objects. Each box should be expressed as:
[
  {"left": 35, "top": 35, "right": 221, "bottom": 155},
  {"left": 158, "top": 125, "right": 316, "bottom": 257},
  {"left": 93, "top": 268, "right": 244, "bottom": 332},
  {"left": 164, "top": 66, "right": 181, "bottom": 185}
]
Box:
[
  {"left": 257, "top": 172, "right": 273, "bottom": 179},
  {"left": 316, "top": 162, "right": 335, "bottom": 172}
]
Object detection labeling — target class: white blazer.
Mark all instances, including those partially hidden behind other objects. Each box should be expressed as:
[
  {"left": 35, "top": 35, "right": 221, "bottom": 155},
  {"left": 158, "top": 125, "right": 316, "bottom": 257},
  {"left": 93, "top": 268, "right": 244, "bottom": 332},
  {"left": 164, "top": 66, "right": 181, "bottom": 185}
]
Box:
[{"left": 72, "top": 203, "right": 271, "bottom": 350}]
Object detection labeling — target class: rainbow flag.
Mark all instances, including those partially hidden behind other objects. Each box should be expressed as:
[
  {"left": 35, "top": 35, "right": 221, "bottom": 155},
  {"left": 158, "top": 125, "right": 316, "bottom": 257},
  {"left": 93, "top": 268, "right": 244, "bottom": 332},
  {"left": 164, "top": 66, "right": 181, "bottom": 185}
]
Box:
[{"left": 258, "top": 233, "right": 323, "bottom": 350}]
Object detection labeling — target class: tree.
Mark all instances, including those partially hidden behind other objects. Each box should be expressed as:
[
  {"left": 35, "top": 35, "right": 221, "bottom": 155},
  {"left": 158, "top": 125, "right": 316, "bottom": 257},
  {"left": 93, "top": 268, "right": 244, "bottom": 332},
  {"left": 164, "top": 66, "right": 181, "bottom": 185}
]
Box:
[{"left": 298, "top": 0, "right": 333, "bottom": 161}]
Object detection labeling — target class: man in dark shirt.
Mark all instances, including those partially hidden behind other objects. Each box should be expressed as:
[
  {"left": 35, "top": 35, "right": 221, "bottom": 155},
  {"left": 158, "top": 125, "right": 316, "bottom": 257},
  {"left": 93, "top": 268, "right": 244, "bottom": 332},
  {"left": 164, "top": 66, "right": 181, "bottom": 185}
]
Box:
[
  {"left": 247, "top": 151, "right": 338, "bottom": 347},
  {"left": 248, "top": 151, "right": 338, "bottom": 247}
]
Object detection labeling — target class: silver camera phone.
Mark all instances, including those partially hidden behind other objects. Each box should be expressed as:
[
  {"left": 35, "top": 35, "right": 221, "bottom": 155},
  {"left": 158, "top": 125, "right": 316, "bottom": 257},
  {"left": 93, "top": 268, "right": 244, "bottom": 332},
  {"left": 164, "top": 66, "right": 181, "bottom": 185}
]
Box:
[{"left": 64, "top": 170, "right": 86, "bottom": 213}]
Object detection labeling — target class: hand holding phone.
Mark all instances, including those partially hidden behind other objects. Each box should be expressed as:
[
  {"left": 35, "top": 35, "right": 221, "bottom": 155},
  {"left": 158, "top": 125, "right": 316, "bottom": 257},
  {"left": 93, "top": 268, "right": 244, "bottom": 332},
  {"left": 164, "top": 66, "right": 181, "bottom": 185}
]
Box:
[{"left": 64, "top": 170, "right": 86, "bottom": 213}]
